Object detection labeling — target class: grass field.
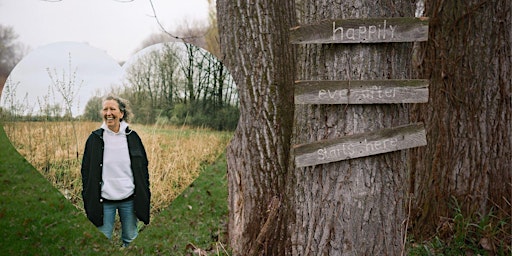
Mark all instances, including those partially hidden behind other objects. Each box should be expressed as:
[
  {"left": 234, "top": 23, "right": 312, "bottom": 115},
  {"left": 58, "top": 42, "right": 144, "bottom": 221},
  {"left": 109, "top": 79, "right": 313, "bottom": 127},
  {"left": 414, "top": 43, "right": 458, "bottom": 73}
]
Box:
[
  {"left": 0, "top": 121, "right": 232, "bottom": 255},
  {"left": 3, "top": 121, "right": 231, "bottom": 216}
]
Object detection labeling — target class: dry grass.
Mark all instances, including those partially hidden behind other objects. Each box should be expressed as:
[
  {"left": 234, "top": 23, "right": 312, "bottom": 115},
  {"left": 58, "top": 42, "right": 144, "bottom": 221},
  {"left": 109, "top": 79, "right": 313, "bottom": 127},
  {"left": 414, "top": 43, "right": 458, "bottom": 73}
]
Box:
[{"left": 2, "top": 121, "right": 231, "bottom": 216}]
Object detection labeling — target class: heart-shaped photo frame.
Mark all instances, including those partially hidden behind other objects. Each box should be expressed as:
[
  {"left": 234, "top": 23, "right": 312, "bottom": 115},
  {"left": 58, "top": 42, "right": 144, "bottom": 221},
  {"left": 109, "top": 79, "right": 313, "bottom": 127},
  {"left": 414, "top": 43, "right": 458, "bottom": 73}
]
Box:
[{"left": 0, "top": 41, "right": 237, "bottom": 252}]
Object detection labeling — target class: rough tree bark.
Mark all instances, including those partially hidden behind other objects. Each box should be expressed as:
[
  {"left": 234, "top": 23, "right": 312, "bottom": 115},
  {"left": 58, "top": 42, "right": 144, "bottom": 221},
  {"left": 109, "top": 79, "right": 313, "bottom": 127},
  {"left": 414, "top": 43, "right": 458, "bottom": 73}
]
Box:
[
  {"left": 218, "top": 0, "right": 422, "bottom": 254},
  {"left": 409, "top": 0, "right": 512, "bottom": 239},
  {"left": 217, "top": 0, "right": 296, "bottom": 254},
  {"left": 290, "top": 1, "right": 418, "bottom": 255}
]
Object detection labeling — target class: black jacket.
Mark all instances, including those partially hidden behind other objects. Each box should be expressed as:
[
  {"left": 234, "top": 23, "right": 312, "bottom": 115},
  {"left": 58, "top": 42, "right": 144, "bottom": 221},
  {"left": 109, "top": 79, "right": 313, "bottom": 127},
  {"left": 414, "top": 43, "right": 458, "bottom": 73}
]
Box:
[{"left": 81, "top": 127, "right": 150, "bottom": 227}]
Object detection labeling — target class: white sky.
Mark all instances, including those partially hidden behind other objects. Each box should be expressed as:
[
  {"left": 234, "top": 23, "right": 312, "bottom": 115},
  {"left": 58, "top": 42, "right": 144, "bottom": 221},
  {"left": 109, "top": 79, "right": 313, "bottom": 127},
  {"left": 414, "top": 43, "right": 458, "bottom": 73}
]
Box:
[
  {"left": 0, "top": 0, "right": 211, "bottom": 62},
  {"left": 0, "top": 0, "right": 211, "bottom": 117}
]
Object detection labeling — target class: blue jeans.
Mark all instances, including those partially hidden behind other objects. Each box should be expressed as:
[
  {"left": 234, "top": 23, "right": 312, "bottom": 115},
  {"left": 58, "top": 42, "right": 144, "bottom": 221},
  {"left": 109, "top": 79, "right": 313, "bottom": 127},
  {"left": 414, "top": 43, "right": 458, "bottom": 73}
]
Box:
[{"left": 98, "top": 199, "right": 138, "bottom": 247}]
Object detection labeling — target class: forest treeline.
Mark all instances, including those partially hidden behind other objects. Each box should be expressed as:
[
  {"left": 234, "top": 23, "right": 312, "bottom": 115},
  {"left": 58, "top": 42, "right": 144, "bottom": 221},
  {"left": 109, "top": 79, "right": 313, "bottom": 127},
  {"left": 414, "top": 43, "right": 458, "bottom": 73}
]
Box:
[
  {"left": 1, "top": 42, "right": 239, "bottom": 131},
  {"left": 85, "top": 42, "right": 239, "bottom": 130}
]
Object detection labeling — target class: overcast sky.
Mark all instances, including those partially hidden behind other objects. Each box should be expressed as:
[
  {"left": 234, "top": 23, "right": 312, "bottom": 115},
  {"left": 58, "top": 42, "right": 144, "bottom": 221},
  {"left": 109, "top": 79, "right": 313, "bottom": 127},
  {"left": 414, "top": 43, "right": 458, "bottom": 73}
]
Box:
[
  {"left": 0, "top": 0, "right": 210, "bottom": 62},
  {"left": 0, "top": 0, "right": 210, "bottom": 117}
]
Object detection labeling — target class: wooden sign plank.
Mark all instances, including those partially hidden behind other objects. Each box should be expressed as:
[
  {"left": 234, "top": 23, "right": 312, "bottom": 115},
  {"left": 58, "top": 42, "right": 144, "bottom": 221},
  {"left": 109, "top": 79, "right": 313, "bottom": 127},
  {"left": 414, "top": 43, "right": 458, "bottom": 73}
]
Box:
[
  {"left": 290, "top": 17, "right": 429, "bottom": 44},
  {"left": 295, "top": 79, "right": 429, "bottom": 104},
  {"left": 293, "top": 123, "right": 427, "bottom": 168}
]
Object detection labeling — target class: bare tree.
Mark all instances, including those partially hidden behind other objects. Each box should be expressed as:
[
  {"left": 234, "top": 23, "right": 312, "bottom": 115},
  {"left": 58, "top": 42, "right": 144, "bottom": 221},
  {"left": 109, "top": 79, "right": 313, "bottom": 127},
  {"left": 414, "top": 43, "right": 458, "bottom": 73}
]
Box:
[
  {"left": 124, "top": 43, "right": 184, "bottom": 123},
  {"left": 0, "top": 25, "right": 27, "bottom": 97},
  {"left": 121, "top": 42, "right": 237, "bottom": 127},
  {"left": 46, "top": 53, "right": 83, "bottom": 158}
]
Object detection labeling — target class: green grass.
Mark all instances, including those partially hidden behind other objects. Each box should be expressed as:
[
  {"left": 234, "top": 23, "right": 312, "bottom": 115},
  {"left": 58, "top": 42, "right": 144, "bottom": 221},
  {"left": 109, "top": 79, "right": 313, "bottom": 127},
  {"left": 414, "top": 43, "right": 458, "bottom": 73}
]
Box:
[
  {"left": 0, "top": 123, "right": 230, "bottom": 255},
  {"left": 0, "top": 124, "right": 114, "bottom": 255},
  {"left": 125, "top": 154, "right": 230, "bottom": 255}
]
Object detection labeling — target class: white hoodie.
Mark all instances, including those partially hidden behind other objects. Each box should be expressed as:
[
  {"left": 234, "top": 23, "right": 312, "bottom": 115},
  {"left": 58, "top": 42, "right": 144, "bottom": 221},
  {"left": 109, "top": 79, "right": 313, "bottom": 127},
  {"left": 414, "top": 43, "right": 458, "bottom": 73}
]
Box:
[{"left": 100, "top": 121, "right": 134, "bottom": 200}]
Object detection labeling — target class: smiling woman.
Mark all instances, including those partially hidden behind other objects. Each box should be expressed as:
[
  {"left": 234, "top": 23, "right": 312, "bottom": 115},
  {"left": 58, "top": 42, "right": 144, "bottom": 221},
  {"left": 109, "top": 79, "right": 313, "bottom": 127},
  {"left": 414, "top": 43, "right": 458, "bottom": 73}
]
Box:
[{"left": 81, "top": 95, "right": 150, "bottom": 247}]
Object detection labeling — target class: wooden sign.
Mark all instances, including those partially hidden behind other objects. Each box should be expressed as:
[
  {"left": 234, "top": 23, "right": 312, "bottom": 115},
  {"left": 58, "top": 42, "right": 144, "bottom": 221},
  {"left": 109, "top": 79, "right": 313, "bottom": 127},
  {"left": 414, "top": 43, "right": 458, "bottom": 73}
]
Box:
[
  {"left": 290, "top": 17, "right": 429, "bottom": 44},
  {"left": 295, "top": 79, "right": 429, "bottom": 104},
  {"left": 293, "top": 123, "right": 427, "bottom": 168}
]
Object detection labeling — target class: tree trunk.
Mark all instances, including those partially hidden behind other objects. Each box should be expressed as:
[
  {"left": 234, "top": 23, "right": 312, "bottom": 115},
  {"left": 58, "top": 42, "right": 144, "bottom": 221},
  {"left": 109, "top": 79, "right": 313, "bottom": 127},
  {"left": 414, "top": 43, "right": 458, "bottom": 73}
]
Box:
[
  {"left": 290, "top": 1, "right": 418, "bottom": 255},
  {"left": 409, "top": 0, "right": 512, "bottom": 238},
  {"left": 217, "top": 0, "right": 296, "bottom": 254},
  {"left": 218, "top": 0, "right": 422, "bottom": 254}
]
